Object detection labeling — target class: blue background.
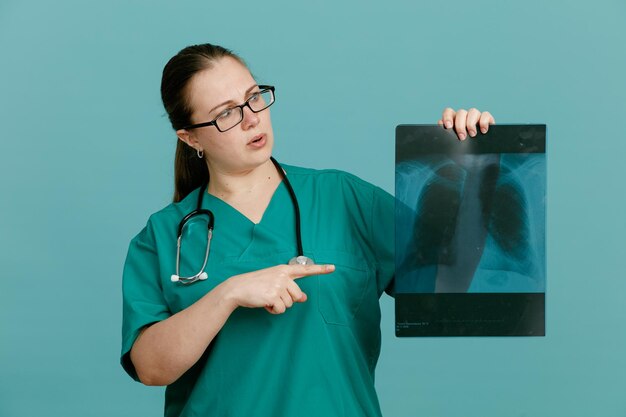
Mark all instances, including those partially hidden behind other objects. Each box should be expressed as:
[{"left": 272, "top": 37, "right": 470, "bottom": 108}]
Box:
[{"left": 1, "top": 0, "right": 624, "bottom": 416}]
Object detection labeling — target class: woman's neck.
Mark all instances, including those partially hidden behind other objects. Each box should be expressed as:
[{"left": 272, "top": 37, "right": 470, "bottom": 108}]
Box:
[{"left": 206, "top": 158, "right": 280, "bottom": 200}]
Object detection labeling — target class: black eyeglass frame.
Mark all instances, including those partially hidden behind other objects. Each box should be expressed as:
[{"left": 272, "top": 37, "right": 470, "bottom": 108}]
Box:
[{"left": 182, "top": 85, "right": 275, "bottom": 132}]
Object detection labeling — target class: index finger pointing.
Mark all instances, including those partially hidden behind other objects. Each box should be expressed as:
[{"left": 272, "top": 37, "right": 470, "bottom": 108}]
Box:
[{"left": 289, "top": 264, "right": 335, "bottom": 279}]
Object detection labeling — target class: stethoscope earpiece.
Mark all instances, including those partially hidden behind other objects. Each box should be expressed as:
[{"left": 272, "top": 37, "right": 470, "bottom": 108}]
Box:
[{"left": 172, "top": 214, "right": 213, "bottom": 285}]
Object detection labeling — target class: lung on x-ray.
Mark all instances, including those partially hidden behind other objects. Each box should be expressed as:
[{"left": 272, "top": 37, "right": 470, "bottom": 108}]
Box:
[{"left": 395, "top": 125, "right": 546, "bottom": 336}]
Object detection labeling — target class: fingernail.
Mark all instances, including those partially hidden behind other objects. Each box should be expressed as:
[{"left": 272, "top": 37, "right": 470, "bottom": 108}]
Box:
[
  {"left": 469, "top": 130, "right": 476, "bottom": 137},
  {"left": 459, "top": 133, "right": 466, "bottom": 140},
  {"left": 481, "top": 128, "right": 487, "bottom": 134},
  {"left": 445, "top": 121, "right": 452, "bottom": 129}
]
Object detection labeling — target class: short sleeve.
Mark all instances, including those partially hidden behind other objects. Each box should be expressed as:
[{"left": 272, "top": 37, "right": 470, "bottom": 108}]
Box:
[
  {"left": 120, "top": 222, "right": 171, "bottom": 381},
  {"left": 371, "top": 186, "right": 395, "bottom": 297}
]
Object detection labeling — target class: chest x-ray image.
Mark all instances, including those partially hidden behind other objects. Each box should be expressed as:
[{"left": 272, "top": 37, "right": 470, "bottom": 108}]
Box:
[{"left": 395, "top": 125, "right": 546, "bottom": 336}]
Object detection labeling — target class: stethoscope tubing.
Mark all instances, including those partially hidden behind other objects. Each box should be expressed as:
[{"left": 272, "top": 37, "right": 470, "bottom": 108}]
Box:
[{"left": 171, "top": 157, "right": 312, "bottom": 285}]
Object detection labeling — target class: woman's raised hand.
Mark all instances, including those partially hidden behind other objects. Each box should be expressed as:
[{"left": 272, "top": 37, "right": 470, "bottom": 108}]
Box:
[
  {"left": 438, "top": 107, "right": 496, "bottom": 141},
  {"left": 224, "top": 264, "right": 335, "bottom": 314}
]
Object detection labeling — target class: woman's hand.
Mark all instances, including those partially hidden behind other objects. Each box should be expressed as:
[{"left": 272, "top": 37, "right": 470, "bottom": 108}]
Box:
[
  {"left": 224, "top": 263, "right": 335, "bottom": 314},
  {"left": 438, "top": 108, "right": 496, "bottom": 141}
]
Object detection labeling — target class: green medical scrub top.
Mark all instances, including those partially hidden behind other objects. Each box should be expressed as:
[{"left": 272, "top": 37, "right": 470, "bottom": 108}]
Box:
[{"left": 121, "top": 164, "right": 395, "bottom": 417}]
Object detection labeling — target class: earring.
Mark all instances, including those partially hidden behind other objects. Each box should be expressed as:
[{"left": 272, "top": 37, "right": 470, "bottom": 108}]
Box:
[{"left": 197, "top": 148, "right": 204, "bottom": 159}]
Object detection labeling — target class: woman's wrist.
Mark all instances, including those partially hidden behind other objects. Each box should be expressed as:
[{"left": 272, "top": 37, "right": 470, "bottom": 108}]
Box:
[{"left": 213, "top": 277, "right": 241, "bottom": 313}]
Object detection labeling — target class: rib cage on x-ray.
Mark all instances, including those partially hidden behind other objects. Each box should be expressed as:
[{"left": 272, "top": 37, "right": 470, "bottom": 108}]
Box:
[{"left": 395, "top": 154, "right": 545, "bottom": 293}]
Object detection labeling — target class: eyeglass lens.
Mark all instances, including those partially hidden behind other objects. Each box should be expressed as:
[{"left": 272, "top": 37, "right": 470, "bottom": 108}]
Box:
[{"left": 216, "top": 89, "right": 274, "bottom": 131}]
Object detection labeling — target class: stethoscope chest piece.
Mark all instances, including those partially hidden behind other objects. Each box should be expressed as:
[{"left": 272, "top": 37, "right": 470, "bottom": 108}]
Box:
[{"left": 288, "top": 255, "right": 315, "bottom": 266}]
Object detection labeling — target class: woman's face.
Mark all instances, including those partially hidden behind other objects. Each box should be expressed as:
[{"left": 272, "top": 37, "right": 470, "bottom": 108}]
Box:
[{"left": 178, "top": 57, "right": 274, "bottom": 174}]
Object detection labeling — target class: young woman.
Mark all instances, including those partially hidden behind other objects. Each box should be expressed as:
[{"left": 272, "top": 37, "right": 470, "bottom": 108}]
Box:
[{"left": 121, "top": 43, "right": 494, "bottom": 417}]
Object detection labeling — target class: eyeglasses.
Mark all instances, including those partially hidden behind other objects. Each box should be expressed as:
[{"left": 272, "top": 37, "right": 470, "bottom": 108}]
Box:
[{"left": 183, "top": 85, "right": 275, "bottom": 132}]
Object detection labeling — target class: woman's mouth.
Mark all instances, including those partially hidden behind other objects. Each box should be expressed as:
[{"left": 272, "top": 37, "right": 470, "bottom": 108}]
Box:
[{"left": 247, "top": 134, "right": 267, "bottom": 148}]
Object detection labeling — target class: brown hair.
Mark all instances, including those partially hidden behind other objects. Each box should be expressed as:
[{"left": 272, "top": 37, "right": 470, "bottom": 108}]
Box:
[{"left": 160, "top": 43, "right": 246, "bottom": 202}]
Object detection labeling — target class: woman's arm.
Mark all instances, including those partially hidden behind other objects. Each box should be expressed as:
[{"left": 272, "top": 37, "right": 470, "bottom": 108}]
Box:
[
  {"left": 130, "top": 263, "right": 334, "bottom": 386},
  {"left": 130, "top": 279, "right": 236, "bottom": 386}
]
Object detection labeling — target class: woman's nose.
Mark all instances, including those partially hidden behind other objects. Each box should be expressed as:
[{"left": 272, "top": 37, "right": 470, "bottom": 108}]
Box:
[{"left": 240, "top": 105, "right": 259, "bottom": 130}]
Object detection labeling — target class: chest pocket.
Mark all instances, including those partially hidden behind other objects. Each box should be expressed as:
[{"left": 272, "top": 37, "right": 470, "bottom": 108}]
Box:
[{"left": 314, "top": 250, "right": 373, "bottom": 326}]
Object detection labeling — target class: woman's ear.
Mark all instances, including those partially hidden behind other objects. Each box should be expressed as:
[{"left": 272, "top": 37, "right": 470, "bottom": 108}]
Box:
[{"left": 176, "top": 129, "right": 200, "bottom": 151}]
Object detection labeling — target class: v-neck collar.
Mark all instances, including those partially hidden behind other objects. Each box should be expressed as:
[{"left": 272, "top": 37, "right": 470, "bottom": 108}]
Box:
[{"left": 202, "top": 179, "right": 288, "bottom": 227}]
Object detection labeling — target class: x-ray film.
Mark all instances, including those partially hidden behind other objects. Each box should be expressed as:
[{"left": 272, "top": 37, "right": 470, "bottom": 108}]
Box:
[{"left": 395, "top": 125, "right": 546, "bottom": 336}]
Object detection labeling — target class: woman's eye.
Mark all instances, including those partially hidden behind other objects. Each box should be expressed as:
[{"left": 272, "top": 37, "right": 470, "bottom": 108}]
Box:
[{"left": 218, "top": 109, "right": 232, "bottom": 119}]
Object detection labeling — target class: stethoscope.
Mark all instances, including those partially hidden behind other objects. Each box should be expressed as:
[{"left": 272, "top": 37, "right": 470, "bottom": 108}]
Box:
[{"left": 170, "top": 157, "right": 315, "bottom": 285}]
